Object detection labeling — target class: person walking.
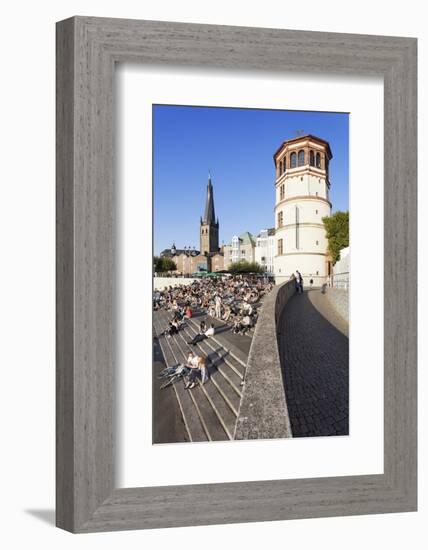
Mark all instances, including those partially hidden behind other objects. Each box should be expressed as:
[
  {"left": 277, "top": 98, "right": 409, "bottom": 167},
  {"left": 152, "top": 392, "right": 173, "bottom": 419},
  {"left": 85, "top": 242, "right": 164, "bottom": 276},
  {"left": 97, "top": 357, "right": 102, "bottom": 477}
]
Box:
[{"left": 296, "top": 270, "right": 304, "bottom": 294}]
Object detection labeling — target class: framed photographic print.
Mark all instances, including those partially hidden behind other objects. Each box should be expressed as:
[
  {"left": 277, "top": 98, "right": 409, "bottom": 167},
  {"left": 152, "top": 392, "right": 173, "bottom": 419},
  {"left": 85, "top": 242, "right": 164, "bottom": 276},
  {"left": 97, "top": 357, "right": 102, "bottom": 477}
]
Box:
[
  {"left": 56, "top": 16, "right": 417, "bottom": 532},
  {"left": 150, "top": 105, "right": 350, "bottom": 446}
]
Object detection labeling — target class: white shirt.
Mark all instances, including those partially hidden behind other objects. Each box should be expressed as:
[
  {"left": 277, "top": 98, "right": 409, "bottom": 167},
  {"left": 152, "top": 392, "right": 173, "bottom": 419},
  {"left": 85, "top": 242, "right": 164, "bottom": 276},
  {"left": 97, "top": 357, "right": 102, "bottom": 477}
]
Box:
[{"left": 187, "top": 355, "right": 200, "bottom": 368}]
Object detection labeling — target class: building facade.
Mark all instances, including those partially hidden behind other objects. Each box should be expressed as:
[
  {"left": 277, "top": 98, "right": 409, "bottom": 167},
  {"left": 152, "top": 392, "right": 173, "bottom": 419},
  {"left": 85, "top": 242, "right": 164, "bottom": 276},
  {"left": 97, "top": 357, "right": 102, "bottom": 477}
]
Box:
[
  {"left": 175, "top": 251, "right": 208, "bottom": 275},
  {"left": 210, "top": 252, "right": 225, "bottom": 272},
  {"left": 255, "top": 228, "right": 275, "bottom": 275},
  {"left": 223, "top": 232, "right": 256, "bottom": 270},
  {"left": 273, "top": 135, "right": 333, "bottom": 285}
]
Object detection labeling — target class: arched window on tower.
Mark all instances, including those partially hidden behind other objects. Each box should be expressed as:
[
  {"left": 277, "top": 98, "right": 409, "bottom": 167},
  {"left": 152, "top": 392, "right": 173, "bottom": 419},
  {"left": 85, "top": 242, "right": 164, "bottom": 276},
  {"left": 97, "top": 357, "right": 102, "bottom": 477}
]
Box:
[
  {"left": 282, "top": 157, "right": 286, "bottom": 174},
  {"left": 316, "top": 152, "right": 321, "bottom": 168},
  {"left": 277, "top": 211, "right": 283, "bottom": 228},
  {"left": 290, "top": 152, "right": 297, "bottom": 168},
  {"left": 279, "top": 160, "right": 283, "bottom": 175},
  {"left": 298, "top": 150, "right": 305, "bottom": 166},
  {"left": 280, "top": 184, "right": 285, "bottom": 201},
  {"left": 310, "top": 150, "right": 315, "bottom": 166}
]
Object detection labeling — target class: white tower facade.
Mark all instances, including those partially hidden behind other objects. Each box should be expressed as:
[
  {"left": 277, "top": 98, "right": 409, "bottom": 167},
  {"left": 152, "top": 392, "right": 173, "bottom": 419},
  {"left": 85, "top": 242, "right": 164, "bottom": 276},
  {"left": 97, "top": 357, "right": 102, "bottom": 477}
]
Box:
[{"left": 273, "top": 135, "right": 333, "bottom": 286}]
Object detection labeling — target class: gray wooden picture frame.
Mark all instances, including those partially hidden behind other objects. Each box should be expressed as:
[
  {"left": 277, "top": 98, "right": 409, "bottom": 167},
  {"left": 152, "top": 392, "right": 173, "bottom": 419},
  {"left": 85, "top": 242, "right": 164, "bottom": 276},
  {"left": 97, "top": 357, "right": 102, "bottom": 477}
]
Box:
[{"left": 56, "top": 16, "right": 417, "bottom": 533}]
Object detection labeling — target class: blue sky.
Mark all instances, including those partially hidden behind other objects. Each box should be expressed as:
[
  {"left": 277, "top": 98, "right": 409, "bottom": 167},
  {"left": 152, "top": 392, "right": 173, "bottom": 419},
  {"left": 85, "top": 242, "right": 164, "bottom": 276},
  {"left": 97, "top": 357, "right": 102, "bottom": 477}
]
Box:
[{"left": 153, "top": 105, "right": 349, "bottom": 255}]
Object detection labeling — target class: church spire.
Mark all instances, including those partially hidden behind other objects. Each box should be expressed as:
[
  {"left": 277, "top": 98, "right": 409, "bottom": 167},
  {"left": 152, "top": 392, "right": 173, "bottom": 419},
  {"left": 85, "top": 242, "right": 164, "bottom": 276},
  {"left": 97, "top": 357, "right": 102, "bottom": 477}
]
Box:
[
  {"left": 200, "top": 173, "right": 220, "bottom": 256},
  {"left": 203, "top": 173, "right": 216, "bottom": 225}
]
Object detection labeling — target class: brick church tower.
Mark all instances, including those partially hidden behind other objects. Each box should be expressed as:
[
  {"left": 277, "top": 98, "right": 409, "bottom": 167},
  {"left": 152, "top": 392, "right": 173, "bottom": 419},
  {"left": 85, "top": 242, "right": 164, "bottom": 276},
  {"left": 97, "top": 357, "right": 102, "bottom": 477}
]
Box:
[{"left": 200, "top": 174, "right": 219, "bottom": 255}]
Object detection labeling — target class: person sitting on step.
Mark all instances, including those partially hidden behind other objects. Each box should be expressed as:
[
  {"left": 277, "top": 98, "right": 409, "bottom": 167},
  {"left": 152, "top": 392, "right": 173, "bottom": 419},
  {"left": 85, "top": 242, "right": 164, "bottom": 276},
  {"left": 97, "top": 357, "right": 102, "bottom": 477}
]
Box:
[
  {"left": 240, "top": 314, "right": 252, "bottom": 334},
  {"left": 184, "top": 304, "right": 193, "bottom": 319},
  {"left": 165, "top": 319, "right": 180, "bottom": 338},
  {"left": 222, "top": 304, "right": 232, "bottom": 322},
  {"left": 184, "top": 351, "right": 209, "bottom": 388}
]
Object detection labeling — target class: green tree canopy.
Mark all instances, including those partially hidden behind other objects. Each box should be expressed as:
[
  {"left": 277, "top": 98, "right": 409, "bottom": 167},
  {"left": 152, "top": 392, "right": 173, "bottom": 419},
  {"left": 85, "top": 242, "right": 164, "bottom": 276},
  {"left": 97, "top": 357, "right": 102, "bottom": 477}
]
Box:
[
  {"left": 154, "top": 256, "right": 177, "bottom": 273},
  {"left": 322, "top": 210, "right": 349, "bottom": 264},
  {"left": 228, "top": 260, "right": 264, "bottom": 274}
]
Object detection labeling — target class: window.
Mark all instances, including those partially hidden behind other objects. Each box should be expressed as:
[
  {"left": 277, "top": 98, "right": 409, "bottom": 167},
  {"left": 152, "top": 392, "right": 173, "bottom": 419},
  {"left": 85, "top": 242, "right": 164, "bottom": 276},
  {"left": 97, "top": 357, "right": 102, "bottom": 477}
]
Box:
[
  {"left": 310, "top": 150, "right": 315, "bottom": 166},
  {"left": 316, "top": 240, "right": 319, "bottom": 245},
  {"left": 241, "top": 250, "right": 245, "bottom": 255},
  {"left": 290, "top": 152, "right": 297, "bottom": 168},
  {"left": 316, "top": 152, "right": 321, "bottom": 168},
  {"left": 277, "top": 211, "right": 283, "bottom": 228},
  {"left": 282, "top": 157, "right": 286, "bottom": 173},
  {"left": 315, "top": 209, "right": 318, "bottom": 214},
  {"left": 278, "top": 238, "right": 283, "bottom": 255},
  {"left": 280, "top": 184, "right": 285, "bottom": 201},
  {"left": 279, "top": 160, "right": 283, "bottom": 175},
  {"left": 298, "top": 149, "right": 305, "bottom": 166}
]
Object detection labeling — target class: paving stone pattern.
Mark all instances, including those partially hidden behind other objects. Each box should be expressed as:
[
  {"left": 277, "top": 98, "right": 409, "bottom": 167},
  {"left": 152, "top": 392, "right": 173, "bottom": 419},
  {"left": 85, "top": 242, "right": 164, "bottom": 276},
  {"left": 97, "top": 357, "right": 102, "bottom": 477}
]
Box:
[{"left": 278, "top": 289, "right": 349, "bottom": 437}]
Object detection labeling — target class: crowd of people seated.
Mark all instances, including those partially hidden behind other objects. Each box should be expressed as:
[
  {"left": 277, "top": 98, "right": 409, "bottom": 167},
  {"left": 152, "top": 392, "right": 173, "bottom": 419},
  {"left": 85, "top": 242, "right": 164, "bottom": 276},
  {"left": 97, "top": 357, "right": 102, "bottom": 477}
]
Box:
[
  {"left": 153, "top": 275, "right": 273, "bottom": 336},
  {"left": 154, "top": 275, "right": 274, "bottom": 389}
]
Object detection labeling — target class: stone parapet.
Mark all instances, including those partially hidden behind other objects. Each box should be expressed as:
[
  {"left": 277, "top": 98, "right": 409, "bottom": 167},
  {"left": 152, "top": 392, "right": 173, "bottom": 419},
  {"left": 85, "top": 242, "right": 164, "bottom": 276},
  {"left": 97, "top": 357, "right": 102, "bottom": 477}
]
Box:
[
  {"left": 234, "top": 280, "right": 295, "bottom": 440},
  {"left": 323, "top": 287, "right": 349, "bottom": 326},
  {"left": 153, "top": 276, "right": 197, "bottom": 290}
]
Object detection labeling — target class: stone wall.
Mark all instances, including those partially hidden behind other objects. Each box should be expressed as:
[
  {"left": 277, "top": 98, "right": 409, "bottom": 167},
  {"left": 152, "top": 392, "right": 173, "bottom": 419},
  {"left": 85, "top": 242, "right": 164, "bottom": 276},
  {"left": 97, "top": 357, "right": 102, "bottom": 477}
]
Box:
[
  {"left": 323, "top": 287, "right": 349, "bottom": 325},
  {"left": 153, "top": 277, "right": 197, "bottom": 290},
  {"left": 332, "top": 246, "right": 350, "bottom": 289},
  {"left": 235, "top": 280, "right": 295, "bottom": 440}
]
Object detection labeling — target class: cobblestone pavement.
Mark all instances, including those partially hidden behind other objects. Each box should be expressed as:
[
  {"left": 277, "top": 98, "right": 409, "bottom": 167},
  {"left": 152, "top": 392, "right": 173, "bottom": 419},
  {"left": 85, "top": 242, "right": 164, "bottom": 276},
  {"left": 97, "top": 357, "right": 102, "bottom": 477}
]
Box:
[
  {"left": 308, "top": 288, "right": 349, "bottom": 337},
  {"left": 278, "top": 289, "right": 349, "bottom": 437}
]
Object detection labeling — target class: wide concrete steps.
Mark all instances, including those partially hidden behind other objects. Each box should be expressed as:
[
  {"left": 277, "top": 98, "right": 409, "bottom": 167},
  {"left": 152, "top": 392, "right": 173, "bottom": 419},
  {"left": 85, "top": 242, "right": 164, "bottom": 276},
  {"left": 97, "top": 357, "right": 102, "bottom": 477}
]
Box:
[
  {"left": 153, "top": 309, "right": 249, "bottom": 442},
  {"left": 187, "top": 310, "right": 252, "bottom": 365},
  {"left": 186, "top": 317, "right": 247, "bottom": 379}
]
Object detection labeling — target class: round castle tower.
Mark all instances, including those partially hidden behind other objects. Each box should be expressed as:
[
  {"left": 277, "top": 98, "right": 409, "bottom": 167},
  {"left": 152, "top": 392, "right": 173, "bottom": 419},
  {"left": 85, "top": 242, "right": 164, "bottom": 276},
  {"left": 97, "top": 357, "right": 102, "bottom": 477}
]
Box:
[{"left": 273, "top": 135, "right": 333, "bottom": 286}]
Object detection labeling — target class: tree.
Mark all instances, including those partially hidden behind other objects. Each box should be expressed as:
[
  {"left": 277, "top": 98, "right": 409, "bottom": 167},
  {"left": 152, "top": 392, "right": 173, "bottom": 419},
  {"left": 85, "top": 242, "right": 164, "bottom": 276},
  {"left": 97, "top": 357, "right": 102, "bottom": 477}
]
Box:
[
  {"left": 228, "top": 260, "right": 264, "bottom": 274},
  {"left": 322, "top": 211, "right": 349, "bottom": 264},
  {"left": 154, "top": 256, "right": 177, "bottom": 273}
]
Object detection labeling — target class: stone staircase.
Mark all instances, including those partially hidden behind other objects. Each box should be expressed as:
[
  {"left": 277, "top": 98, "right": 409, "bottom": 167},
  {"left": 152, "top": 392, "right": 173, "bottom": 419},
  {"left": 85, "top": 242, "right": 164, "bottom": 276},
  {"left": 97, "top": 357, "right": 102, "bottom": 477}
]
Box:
[{"left": 153, "top": 310, "right": 249, "bottom": 442}]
